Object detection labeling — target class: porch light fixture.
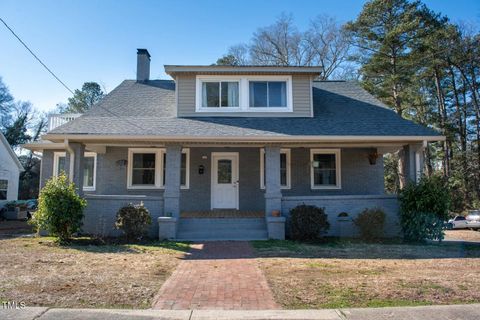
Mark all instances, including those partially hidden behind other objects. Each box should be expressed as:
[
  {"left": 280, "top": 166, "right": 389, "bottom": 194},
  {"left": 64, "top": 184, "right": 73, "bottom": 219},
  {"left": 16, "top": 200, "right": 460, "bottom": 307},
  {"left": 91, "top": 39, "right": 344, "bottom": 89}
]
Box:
[{"left": 367, "top": 149, "right": 379, "bottom": 165}]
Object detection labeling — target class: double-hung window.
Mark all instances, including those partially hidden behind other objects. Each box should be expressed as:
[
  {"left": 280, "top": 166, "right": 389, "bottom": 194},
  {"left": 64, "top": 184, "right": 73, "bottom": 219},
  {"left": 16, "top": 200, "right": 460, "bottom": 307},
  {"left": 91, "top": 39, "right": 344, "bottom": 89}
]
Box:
[
  {"left": 260, "top": 149, "right": 291, "bottom": 189},
  {"left": 202, "top": 81, "right": 239, "bottom": 108},
  {"left": 0, "top": 179, "right": 8, "bottom": 200},
  {"left": 310, "top": 149, "right": 341, "bottom": 189},
  {"left": 128, "top": 148, "right": 190, "bottom": 189},
  {"left": 53, "top": 152, "right": 97, "bottom": 191},
  {"left": 129, "top": 150, "right": 158, "bottom": 188}
]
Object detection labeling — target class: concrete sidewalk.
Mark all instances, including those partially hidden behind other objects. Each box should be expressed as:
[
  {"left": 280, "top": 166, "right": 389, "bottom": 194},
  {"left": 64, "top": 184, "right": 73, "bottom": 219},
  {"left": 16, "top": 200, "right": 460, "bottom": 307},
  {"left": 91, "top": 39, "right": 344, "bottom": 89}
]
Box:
[{"left": 2, "top": 304, "right": 480, "bottom": 320}]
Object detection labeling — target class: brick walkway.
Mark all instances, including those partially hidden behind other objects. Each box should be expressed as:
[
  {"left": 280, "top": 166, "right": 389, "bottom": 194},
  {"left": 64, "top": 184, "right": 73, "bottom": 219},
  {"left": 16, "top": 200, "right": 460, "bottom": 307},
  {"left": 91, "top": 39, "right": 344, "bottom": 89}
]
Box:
[{"left": 152, "top": 241, "right": 278, "bottom": 310}]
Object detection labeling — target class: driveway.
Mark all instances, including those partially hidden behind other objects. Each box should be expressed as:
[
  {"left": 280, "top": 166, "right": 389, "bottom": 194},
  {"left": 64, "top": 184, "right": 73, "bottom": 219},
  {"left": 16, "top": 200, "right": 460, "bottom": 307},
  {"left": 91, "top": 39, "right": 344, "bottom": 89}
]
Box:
[{"left": 444, "top": 229, "right": 480, "bottom": 244}]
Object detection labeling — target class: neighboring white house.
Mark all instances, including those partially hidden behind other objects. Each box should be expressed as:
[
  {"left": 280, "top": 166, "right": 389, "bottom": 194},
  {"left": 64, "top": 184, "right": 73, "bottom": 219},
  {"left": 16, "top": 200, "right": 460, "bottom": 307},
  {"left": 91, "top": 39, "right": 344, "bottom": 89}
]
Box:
[{"left": 0, "top": 132, "right": 23, "bottom": 203}]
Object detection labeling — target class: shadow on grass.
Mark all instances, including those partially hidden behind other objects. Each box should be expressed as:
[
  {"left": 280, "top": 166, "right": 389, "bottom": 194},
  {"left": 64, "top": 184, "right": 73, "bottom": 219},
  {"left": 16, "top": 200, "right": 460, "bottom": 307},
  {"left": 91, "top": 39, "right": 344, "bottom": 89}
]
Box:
[
  {"left": 38, "top": 236, "right": 191, "bottom": 254},
  {"left": 251, "top": 238, "right": 480, "bottom": 260}
]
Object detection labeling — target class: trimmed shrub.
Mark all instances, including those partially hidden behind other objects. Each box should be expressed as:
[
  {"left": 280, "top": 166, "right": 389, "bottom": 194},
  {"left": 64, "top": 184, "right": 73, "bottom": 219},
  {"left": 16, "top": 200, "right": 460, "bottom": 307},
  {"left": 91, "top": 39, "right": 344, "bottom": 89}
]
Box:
[
  {"left": 289, "top": 204, "right": 330, "bottom": 240},
  {"left": 401, "top": 211, "right": 444, "bottom": 242},
  {"left": 353, "top": 208, "right": 386, "bottom": 241},
  {"left": 32, "top": 173, "right": 87, "bottom": 242},
  {"left": 115, "top": 202, "right": 152, "bottom": 241},
  {"left": 399, "top": 175, "right": 451, "bottom": 242}
]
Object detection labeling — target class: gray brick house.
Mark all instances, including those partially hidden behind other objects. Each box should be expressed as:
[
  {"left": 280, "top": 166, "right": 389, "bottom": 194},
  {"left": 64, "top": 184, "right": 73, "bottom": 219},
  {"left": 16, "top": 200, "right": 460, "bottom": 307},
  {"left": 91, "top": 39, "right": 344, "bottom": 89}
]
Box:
[{"left": 24, "top": 49, "right": 443, "bottom": 240}]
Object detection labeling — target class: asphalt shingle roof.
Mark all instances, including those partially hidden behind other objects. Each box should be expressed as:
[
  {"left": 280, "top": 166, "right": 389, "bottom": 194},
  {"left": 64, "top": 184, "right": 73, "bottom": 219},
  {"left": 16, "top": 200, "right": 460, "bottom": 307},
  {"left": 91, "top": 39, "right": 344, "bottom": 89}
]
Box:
[{"left": 48, "top": 80, "right": 439, "bottom": 137}]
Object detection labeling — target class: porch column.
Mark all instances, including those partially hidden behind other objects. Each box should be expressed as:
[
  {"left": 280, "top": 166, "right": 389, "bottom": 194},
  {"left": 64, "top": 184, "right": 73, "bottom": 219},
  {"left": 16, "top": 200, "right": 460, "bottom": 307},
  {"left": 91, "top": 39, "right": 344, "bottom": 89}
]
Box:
[
  {"left": 65, "top": 142, "right": 85, "bottom": 195},
  {"left": 164, "top": 144, "right": 182, "bottom": 218},
  {"left": 264, "top": 145, "right": 282, "bottom": 217},
  {"left": 402, "top": 143, "right": 425, "bottom": 184}
]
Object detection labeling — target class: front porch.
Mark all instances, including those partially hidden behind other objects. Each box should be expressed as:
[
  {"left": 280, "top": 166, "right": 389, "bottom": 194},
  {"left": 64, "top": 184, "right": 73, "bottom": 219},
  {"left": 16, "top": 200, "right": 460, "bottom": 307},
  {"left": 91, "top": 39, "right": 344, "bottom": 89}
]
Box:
[
  {"left": 181, "top": 210, "right": 265, "bottom": 218},
  {"left": 51, "top": 141, "right": 425, "bottom": 240}
]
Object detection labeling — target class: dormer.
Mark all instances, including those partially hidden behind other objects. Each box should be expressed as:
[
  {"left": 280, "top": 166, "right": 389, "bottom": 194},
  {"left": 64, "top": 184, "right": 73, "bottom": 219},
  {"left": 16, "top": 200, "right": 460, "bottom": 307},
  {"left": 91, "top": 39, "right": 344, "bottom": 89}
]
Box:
[{"left": 164, "top": 65, "right": 322, "bottom": 118}]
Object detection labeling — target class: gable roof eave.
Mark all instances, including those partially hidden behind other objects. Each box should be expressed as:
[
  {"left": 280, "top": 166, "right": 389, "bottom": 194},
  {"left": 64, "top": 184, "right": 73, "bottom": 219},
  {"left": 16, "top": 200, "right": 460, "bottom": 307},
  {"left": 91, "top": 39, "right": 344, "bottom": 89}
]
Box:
[
  {"left": 41, "top": 133, "right": 445, "bottom": 144},
  {"left": 0, "top": 132, "right": 24, "bottom": 171}
]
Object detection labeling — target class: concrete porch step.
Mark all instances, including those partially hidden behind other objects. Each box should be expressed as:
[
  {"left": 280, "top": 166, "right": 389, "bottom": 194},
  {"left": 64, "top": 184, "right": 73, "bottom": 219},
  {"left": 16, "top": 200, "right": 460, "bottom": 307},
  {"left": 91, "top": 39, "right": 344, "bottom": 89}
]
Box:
[
  {"left": 178, "top": 218, "right": 266, "bottom": 230},
  {"left": 177, "top": 218, "right": 268, "bottom": 240},
  {"left": 176, "top": 230, "right": 268, "bottom": 241}
]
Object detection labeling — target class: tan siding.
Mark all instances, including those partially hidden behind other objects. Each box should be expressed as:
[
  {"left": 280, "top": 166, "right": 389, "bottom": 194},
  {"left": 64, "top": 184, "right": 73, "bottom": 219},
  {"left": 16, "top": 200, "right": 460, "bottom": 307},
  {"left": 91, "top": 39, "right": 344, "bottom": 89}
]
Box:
[
  {"left": 177, "top": 75, "right": 196, "bottom": 116},
  {"left": 292, "top": 75, "right": 312, "bottom": 117},
  {"left": 177, "top": 74, "right": 312, "bottom": 117}
]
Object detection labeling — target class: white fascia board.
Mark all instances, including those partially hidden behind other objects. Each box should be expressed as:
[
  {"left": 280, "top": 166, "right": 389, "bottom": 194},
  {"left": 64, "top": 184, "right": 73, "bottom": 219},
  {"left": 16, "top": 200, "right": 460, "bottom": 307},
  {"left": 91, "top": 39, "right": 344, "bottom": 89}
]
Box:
[{"left": 42, "top": 134, "right": 446, "bottom": 144}]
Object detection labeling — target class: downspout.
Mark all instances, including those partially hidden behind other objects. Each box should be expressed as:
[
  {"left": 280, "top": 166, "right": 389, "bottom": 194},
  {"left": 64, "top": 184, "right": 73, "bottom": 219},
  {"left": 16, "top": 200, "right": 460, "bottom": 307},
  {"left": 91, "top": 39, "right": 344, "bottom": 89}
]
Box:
[{"left": 64, "top": 138, "right": 74, "bottom": 180}]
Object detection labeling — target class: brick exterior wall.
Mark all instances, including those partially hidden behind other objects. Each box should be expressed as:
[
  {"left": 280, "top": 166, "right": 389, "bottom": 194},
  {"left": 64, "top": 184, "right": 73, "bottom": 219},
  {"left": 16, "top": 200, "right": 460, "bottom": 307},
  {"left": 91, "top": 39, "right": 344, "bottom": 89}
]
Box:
[
  {"left": 82, "top": 195, "right": 163, "bottom": 237},
  {"left": 40, "top": 146, "right": 391, "bottom": 237},
  {"left": 282, "top": 195, "right": 400, "bottom": 237}
]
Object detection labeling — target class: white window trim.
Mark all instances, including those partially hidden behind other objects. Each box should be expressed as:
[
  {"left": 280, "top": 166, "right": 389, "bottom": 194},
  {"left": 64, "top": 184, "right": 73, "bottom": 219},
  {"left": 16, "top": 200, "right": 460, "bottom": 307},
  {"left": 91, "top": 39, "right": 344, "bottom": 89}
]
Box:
[
  {"left": 180, "top": 148, "right": 190, "bottom": 189},
  {"left": 53, "top": 152, "right": 66, "bottom": 177},
  {"left": 310, "top": 149, "right": 341, "bottom": 190},
  {"left": 53, "top": 151, "right": 97, "bottom": 191},
  {"left": 0, "top": 179, "right": 8, "bottom": 200},
  {"left": 127, "top": 148, "right": 163, "bottom": 189},
  {"left": 83, "top": 152, "right": 97, "bottom": 191},
  {"left": 196, "top": 75, "right": 242, "bottom": 112},
  {"left": 260, "top": 148, "right": 291, "bottom": 190},
  {"left": 127, "top": 148, "right": 190, "bottom": 190},
  {"left": 195, "top": 75, "right": 293, "bottom": 112}
]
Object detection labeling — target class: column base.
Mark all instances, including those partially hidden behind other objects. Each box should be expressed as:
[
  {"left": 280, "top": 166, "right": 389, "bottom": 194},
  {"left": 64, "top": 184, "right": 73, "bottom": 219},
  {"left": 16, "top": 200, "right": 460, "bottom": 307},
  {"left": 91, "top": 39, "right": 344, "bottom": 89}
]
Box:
[
  {"left": 158, "top": 217, "right": 177, "bottom": 240},
  {"left": 265, "top": 193, "right": 282, "bottom": 217},
  {"left": 266, "top": 217, "right": 286, "bottom": 240}
]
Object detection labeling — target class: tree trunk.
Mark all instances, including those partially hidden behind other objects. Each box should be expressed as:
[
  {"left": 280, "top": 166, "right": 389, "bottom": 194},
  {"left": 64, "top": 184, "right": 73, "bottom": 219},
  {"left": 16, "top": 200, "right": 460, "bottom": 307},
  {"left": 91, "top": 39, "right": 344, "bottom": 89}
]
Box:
[
  {"left": 433, "top": 68, "right": 450, "bottom": 177},
  {"left": 424, "top": 144, "right": 433, "bottom": 177},
  {"left": 390, "top": 50, "right": 407, "bottom": 189},
  {"left": 459, "top": 66, "right": 480, "bottom": 199},
  {"left": 450, "top": 65, "right": 469, "bottom": 204},
  {"left": 398, "top": 148, "right": 407, "bottom": 189}
]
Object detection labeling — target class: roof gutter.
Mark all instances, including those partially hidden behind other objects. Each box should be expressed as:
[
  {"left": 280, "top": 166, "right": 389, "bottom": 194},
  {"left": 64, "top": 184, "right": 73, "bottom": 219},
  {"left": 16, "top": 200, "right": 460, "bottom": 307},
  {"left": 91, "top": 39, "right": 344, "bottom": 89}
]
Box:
[
  {"left": 64, "top": 138, "right": 75, "bottom": 179},
  {"left": 43, "top": 134, "right": 446, "bottom": 143}
]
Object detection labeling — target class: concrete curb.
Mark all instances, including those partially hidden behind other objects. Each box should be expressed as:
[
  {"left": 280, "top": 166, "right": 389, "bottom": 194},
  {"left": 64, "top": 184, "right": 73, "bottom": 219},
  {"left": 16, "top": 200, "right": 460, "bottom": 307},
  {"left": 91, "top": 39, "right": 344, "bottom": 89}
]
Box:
[{"left": 1, "top": 304, "right": 480, "bottom": 320}]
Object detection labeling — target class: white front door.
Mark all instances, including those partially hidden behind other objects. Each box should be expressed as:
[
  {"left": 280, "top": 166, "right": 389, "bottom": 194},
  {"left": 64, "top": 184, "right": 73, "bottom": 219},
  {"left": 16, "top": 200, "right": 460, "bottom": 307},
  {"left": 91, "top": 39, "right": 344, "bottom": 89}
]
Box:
[{"left": 211, "top": 152, "right": 239, "bottom": 209}]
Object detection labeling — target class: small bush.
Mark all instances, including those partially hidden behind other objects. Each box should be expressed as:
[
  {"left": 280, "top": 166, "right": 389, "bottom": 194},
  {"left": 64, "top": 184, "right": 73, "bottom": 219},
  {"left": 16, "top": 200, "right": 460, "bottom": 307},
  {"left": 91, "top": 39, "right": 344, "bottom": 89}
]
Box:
[
  {"left": 289, "top": 204, "right": 330, "bottom": 241},
  {"left": 353, "top": 208, "right": 386, "bottom": 241},
  {"left": 399, "top": 175, "right": 451, "bottom": 242},
  {"left": 115, "top": 202, "right": 152, "bottom": 241},
  {"left": 32, "top": 173, "right": 87, "bottom": 242}
]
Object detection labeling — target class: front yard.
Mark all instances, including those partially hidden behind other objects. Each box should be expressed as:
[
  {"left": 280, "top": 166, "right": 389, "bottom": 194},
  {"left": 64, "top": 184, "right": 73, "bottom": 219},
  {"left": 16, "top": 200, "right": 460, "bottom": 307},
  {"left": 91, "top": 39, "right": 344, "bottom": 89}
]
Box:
[
  {"left": 252, "top": 236, "right": 480, "bottom": 309},
  {"left": 0, "top": 236, "right": 189, "bottom": 308}
]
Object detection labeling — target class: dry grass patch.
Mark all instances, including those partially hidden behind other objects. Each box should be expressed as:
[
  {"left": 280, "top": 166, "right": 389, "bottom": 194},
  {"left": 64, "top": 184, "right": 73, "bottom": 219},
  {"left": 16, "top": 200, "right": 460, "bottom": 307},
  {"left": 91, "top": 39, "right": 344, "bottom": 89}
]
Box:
[
  {"left": 0, "top": 237, "right": 189, "bottom": 308},
  {"left": 253, "top": 240, "right": 480, "bottom": 309},
  {"left": 0, "top": 220, "right": 34, "bottom": 235}
]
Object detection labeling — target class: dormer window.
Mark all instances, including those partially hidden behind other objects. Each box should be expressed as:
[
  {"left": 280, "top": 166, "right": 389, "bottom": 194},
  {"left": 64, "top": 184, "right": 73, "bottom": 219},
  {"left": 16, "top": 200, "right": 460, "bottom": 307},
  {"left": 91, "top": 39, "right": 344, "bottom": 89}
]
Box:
[
  {"left": 249, "top": 81, "right": 287, "bottom": 108},
  {"left": 196, "top": 75, "right": 292, "bottom": 112},
  {"left": 202, "top": 81, "right": 239, "bottom": 108}
]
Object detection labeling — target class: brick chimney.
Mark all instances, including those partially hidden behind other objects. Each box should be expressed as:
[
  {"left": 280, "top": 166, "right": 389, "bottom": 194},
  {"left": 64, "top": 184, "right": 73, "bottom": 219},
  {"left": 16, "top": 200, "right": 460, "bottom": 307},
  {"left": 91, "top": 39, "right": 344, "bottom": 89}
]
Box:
[{"left": 136, "top": 49, "right": 150, "bottom": 82}]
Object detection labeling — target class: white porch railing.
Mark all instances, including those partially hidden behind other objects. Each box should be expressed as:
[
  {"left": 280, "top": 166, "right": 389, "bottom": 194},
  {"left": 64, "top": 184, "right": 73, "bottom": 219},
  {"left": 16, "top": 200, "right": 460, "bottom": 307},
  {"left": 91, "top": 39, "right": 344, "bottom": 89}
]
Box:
[{"left": 48, "top": 114, "right": 81, "bottom": 131}]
